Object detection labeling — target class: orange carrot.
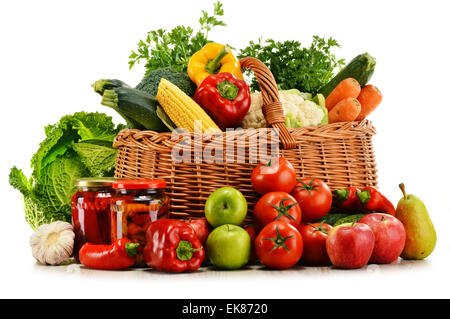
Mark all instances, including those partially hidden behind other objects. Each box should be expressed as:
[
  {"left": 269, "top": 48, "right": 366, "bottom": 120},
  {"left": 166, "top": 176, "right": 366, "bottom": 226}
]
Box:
[
  {"left": 355, "top": 84, "right": 383, "bottom": 120},
  {"left": 125, "top": 203, "right": 150, "bottom": 217},
  {"left": 328, "top": 98, "right": 362, "bottom": 123},
  {"left": 325, "top": 78, "right": 361, "bottom": 111},
  {"left": 127, "top": 222, "right": 145, "bottom": 236}
]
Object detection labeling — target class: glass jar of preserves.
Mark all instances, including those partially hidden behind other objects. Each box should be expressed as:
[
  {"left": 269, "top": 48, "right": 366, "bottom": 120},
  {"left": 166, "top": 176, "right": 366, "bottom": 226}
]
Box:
[
  {"left": 71, "top": 177, "right": 115, "bottom": 259},
  {"left": 111, "top": 179, "right": 170, "bottom": 266}
]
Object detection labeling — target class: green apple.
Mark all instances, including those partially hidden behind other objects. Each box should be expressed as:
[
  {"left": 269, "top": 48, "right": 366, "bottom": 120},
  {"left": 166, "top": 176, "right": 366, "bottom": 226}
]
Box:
[
  {"left": 206, "top": 224, "right": 251, "bottom": 270},
  {"left": 204, "top": 187, "right": 247, "bottom": 227}
]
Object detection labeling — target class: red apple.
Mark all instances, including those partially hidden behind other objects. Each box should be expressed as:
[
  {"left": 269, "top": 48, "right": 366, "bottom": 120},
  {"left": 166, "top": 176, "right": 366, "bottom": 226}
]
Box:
[
  {"left": 244, "top": 224, "right": 259, "bottom": 264},
  {"left": 184, "top": 218, "right": 210, "bottom": 246},
  {"left": 326, "top": 222, "right": 375, "bottom": 269},
  {"left": 359, "top": 213, "right": 406, "bottom": 264}
]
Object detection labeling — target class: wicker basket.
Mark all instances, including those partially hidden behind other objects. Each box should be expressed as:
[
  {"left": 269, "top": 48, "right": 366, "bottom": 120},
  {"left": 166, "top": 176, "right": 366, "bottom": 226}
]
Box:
[{"left": 113, "top": 57, "right": 378, "bottom": 220}]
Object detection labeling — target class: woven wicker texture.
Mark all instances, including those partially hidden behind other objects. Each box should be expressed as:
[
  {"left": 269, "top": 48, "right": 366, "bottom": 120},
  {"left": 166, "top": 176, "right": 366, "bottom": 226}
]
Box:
[{"left": 113, "top": 58, "right": 378, "bottom": 220}]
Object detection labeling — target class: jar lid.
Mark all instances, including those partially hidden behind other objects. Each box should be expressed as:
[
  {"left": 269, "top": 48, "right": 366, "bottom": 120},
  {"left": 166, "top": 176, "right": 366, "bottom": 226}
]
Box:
[
  {"left": 112, "top": 179, "right": 167, "bottom": 190},
  {"left": 75, "top": 177, "right": 116, "bottom": 188}
]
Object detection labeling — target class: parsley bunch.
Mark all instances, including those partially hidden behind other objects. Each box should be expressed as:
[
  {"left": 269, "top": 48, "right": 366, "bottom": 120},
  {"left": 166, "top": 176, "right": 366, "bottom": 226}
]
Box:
[
  {"left": 128, "top": 1, "right": 226, "bottom": 74},
  {"left": 238, "top": 36, "right": 345, "bottom": 94}
]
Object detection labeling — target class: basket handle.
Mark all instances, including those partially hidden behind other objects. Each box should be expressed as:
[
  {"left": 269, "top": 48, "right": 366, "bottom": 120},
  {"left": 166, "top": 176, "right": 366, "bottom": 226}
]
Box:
[{"left": 239, "top": 57, "right": 296, "bottom": 149}]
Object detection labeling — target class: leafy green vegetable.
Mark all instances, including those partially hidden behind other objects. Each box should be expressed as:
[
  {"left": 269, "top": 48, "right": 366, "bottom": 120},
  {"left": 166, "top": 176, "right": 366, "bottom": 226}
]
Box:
[
  {"left": 36, "top": 153, "right": 89, "bottom": 218},
  {"left": 73, "top": 143, "right": 117, "bottom": 177},
  {"left": 9, "top": 112, "right": 124, "bottom": 230},
  {"left": 238, "top": 36, "right": 345, "bottom": 94},
  {"left": 128, "top": 1, "right": 226, "bottom": 74}
]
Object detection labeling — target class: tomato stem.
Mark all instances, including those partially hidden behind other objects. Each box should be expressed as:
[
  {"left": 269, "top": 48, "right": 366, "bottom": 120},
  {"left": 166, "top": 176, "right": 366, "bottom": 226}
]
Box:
[
  {"left": 312, "top": 222, "right": 329, "bottom": 234},
  {"left": 296, "top": 178, "right": 318, "bottom": 196},
  {"left": 265, "top": 159, "right": 273, "bottom": 167},
  {"left": 263, "top": 226, "right": 293, "bottom": 253},
  {"left": 268, "top": 198, "right": 299, "bottom": 223}
]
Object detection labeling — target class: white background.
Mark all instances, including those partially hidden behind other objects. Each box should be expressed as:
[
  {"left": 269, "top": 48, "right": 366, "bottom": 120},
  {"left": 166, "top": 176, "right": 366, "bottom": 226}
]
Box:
[{"left": 1, "top": 0, "right": 449, "bottom": 299}]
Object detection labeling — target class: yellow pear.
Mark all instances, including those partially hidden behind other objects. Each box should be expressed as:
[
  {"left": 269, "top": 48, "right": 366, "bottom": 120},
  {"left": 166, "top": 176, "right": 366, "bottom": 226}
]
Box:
[{"left": 395, "top": 183, "right": 436, "bottom": 260}]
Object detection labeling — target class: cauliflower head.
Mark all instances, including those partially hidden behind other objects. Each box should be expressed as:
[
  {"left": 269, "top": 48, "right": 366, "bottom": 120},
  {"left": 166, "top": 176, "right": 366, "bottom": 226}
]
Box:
[{"left": 241, "top": 89, "right": 328, "bottom": 129}]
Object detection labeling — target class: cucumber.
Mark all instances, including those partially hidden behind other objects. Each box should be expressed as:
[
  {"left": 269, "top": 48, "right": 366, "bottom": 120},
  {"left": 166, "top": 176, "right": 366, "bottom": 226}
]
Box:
[
  {"left": 317, "top": 213, "right": 349, "bottom": 226},
  {"left": 333, "top": 214, "right": 367, "bottom": 226},
  {"left": 101, "top": 87, "right": 167, "bottom": 132},
  {"left": 319, "top": 53, "right": 376, "bottom": 97}
]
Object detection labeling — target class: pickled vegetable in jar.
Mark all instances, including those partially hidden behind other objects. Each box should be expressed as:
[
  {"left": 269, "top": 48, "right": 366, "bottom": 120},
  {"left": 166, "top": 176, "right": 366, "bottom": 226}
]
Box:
[
  {"left": 71, "top": 177, "right": 115, "bottom": 259},
  {"left": 111, "top": 179, "right": 169, "bottom": 266}
]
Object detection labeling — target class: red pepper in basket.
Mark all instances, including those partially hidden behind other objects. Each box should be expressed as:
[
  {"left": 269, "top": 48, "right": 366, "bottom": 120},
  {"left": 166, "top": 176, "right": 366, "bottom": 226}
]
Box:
[
  {"left": 193, "top": 72, "right": 251, "bottom": 130},
  {"left": 334, "top": 187, "right": 361, "bottom": 211},
  {"left": 79, "top": 238, "right": 139, "bottom": 270},
  {"left": 356, "top": 187, "right": 396, "bottom": 216},
  {"left": 143, "top": 219, "right": 205, "bottom": 272}
]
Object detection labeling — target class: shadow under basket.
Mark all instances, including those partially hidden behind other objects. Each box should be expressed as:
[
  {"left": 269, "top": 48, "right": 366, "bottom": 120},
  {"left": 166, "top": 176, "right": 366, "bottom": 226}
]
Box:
[{"left": 112, "top": 57, "right": 378, "bottom": 222}]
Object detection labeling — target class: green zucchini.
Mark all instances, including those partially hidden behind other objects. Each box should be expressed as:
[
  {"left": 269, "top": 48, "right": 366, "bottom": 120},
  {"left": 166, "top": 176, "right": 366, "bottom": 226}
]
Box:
[
  {"left": 91, "top": 79, "right": 130, "bottom": 95},
  {"left": 156, "top": 105, "right": 177, "bottom": 132},
  {"left": 319, "top": 53, "right": 376, "bottom": 97},
  {"left": 114, "top": 110, "right": 147, "bottom": 130},
  {"left": 91, "top": 79, "right": 146, "bottom": 129},
  {"left": 101, "top": 87, "right": 167, "bottom": 132}
]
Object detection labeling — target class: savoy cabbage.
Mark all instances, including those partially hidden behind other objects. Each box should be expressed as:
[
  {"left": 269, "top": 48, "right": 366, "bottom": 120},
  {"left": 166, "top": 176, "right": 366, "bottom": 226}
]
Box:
[{"left": 9, "top": 112, "right": 125, "bottom": 230}]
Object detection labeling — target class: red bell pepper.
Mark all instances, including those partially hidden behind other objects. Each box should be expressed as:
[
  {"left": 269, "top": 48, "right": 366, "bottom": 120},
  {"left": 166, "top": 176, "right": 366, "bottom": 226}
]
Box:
[
  {"left": 143, "top": 219, "right": 205, "bottom": 272},
  {"left": 356, "top": 186, "right": 396, "bottom": 215},
  {"left": 334, "top": 186, "right": 361, "bottom": 211},
  {"left": 79, "top": 238, "right": 139, "bottom": 270},
  {"left": 193, "top": 72, "right": 251, "bottom": 130}
]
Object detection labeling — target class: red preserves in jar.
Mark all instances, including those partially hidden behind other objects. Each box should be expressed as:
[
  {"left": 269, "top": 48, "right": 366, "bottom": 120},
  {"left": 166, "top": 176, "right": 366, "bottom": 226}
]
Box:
[
  {"left": 111, "top": 179, "right": 169, "bottom": 266},
  {"left": 71, "top": 178, "right": 115, "bottom": 259}
]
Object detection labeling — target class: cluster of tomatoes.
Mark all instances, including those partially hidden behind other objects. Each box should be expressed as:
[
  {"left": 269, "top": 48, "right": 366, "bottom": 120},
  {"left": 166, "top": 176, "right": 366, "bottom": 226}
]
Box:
[{"left": 247, "top": 157, "right": 334, "bottom": 269}]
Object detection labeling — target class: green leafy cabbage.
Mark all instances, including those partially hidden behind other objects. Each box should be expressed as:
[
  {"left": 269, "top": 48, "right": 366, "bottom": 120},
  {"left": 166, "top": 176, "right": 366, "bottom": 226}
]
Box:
[{"left": 9, "top": 112, "right": 125, "bottom": 230}]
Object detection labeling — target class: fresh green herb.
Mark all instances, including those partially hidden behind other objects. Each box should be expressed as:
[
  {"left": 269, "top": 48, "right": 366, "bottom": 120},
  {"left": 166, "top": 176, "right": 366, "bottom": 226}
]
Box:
[
  {"left": 128, "top": 1, "right": 226, "bottom": 74},
  {"left": 9, "top": 112, "right": 124, "bottom": 230},
  {"left": 238, "top": 36, "right": 345, "bottom": 94}
]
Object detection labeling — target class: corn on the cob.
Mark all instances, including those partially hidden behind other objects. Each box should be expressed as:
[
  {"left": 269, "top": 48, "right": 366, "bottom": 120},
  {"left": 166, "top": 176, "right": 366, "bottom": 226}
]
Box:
[{"left": 156, "top": 78, "right": 221, "bottom": 133}]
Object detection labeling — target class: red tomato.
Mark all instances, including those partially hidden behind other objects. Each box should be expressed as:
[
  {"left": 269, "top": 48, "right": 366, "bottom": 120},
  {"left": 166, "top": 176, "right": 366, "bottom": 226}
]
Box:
[
  {"left": 253, "top": 191, "right": 302, "bottom": 229},
  {"left": 255, "top": 220, "right": 303, "bottom": 269},
  {"left": 251, "top": 158, "right": 297, "bottom": 195},
  {"left": 299, "top": 222, "right": 333, "bottom": 265},
  {"left": 291, "top": 178, "right": 332, "bottom": 222}
]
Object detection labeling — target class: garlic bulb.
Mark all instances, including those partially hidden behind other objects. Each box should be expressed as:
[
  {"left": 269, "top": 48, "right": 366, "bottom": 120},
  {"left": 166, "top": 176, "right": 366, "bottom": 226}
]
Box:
[{"left": 30, "top": 221, "right": 75, "bottom": 265}]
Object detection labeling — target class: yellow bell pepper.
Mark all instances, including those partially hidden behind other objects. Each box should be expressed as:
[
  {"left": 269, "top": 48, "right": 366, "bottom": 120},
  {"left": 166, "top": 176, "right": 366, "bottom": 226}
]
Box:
[{"left": 187, "top": 43, "right": 244, "bottom": 87}]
